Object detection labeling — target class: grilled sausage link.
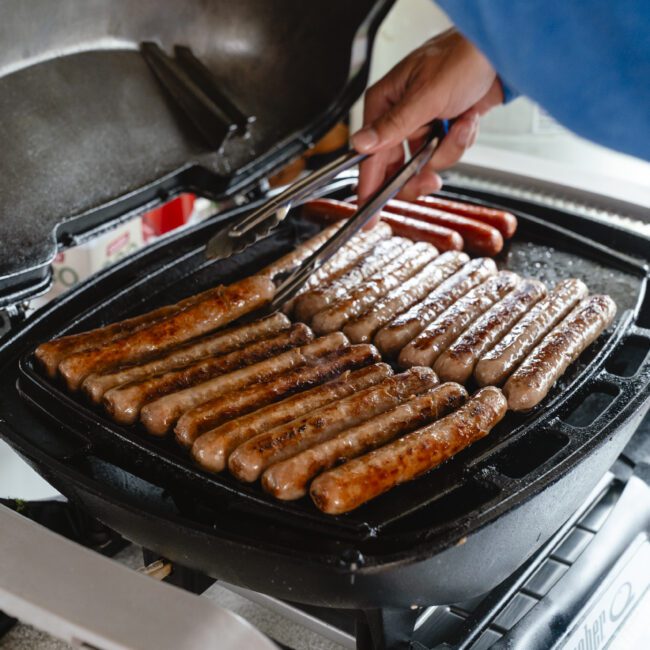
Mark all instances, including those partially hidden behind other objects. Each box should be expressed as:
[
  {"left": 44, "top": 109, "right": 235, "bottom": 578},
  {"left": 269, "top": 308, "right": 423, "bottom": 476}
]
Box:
[
  {"left": 343, "top": 251, "right": 469, "bottom": 343},
  {"left": 374, "top": 257, "right": 497, "bottom": 357},
  {"left": 415, "top": 196, "right": 518, "bottom": 238},
  {"left": 310, "top": 386, "right": 507, "bottom": 514},
  {"left": 434, "top": 279, "right": 547, "bottom": 384},
  {"left": 58, "top": 275, "right": 275, "bottom": 390},
  {"left": 35, "top": 283, "right": 242, "bottom": 378},
  {"left": 103, "top": 324, "right": 312, "bottom": 425},
  {"left": 311, "top": 242, "right": 439, "bottom": 335},
  {"left": 82, "top": 313, "right": 291, "bottom": 403},
  {"left": 175, "top": 342, "right": 380, "bottom": 447},
  {"left": 504, "top": 295, "right": 616, "bottom": 411},
  {"left": 380, "top": 198, "right": 504, "bottom": 256},
  {"left": 293, "top": 237, "right": 410, "bottom": 322},
  {"left": 228, "top": 367, "right": 439, "bottom": 482},
  {"left": 262, "top": 381, "right": 467, "bottom": 500},
  {"left": 141, "top": 332, "right": 346, "bottom": 436},
  {"left": 192, "top": 363, "right": 393, "bottom": 473},
  {"left": 260, "top": 222, "right": 343, "bottom": 279},
  {"left": 399, "top": 271, "right": 520, "bottom": 368},
  {"left": 475, "top": 279, "right": 588, "bottom": 386}
]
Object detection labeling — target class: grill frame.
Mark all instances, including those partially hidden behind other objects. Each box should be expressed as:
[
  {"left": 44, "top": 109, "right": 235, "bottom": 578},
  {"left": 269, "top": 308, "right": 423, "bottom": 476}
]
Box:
[{"left": 2, "top": 180, "right": 650, "bottom": 607}]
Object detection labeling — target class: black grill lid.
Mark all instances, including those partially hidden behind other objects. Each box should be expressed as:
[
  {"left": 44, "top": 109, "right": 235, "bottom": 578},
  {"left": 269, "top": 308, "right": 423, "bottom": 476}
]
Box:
[{"left": 0, "top": 0, "right": 391, "bottom": 306}]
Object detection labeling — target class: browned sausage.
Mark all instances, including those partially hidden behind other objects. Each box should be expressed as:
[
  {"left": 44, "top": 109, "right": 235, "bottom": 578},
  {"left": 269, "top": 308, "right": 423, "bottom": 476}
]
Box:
[
  {"left": 311, "top": 242, "right": 439, "bottom": 334},
  {"left": 35, "top": 283, "right": 244, "bottom": 378},
  {"left": 343, "top": 251, "right": 469, "bottom": 343},
  {"left": 175, "top": 342, "right": 380, "bottom": 447},
  {"left": 310, "top": 386, "right": 507, "bottom": 514},
  {"left": 379, "top": 199, "right": 504, "bottom": 256},
  {"left": 103, "top": 324, "right": 313, "bottom": 425},
  {"left": 301, "top": 199, "right": 463, "bottom": 252},
  {"left": 192, "top": 363, "right": 393, "bottom": 473},
  {"left": 434, "top": 279, "right": 547, "bottom": 383},
  {"left": 141, "top": 332, "right": 347, "bottom": 436},
  {"left": 292, "top": 237, "right": 410, "bottom": 322},
  {"left": 374, "top": 257, "right": 497, "bottom": 357},
  {"left": 503, "top": 295, "right": 616, "bottom": 411},
  {"left": 262, "top": 381, "right": 467, "bottom": 500},
  {"left": 81, "top": 313, "right": 291, "bottom": 403},
  {"left": 399, "top": 271, "right": 520, "bottom": 368},
  {"left": 475, "top": 279, "right": 588, "bottom": 386},
  {"left": 415, "top": 196, "right": 518, "bottom": 238},
  {"left": 58, "top": 275, "right": 275, "bottom": 390},
  {"left": 228, "top": 367, "right": 439, "bottom": 482}
]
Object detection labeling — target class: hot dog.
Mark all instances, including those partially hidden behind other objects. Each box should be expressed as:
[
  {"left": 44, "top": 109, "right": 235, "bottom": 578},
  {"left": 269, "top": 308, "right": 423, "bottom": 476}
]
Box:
[
  {"left": 343, "top": 251, "right": 469, "bottom": 343},
  {"left": 374, "top": 257, "right": 497, "bottom": 357},
  {"left": 58, "top": 275, "right": 275, "bottom": 390},
  {"left": 175, "top": 342, "right": 380, "bottom": 447},
  {"left": 503, "top": 295, "right": 616, "bottom": 411},
  {"left": 228, "top": 367, "right": 439, "bottom": 482},
  {"left": 192, "top": 363, "right": 393, "bottom": 473},
  {"left": 310, "top": 386, "right": 507, "bottom": 514},
  {"left": 103, "top": 324, "right": 313, "bottom": 425},
  {"left": 415, "top": 196, "right": 517, "bottom": 238},
  {"left": 399, "top": 271, "right": 520, "bottom": 368},
  {"left": 434, "top": 279, "right": 547, "bottom": 383},
  {"left": 141, "top": 332, "right": 347, "bottom": 436},
  {"left": 301, "top": 199, "right": 463, "bottom": 252},
  {"left": 310, "top": 242, "right": 439, "bottom": 334},
  {"left": 475, "top": 279, "right": 588, "bottom": 386},
  {"left": 81, "top": 313, "right": 291, "bottom": 403},
  {"left": 262, "top": 381, "right": 467, "bottom": 500}
]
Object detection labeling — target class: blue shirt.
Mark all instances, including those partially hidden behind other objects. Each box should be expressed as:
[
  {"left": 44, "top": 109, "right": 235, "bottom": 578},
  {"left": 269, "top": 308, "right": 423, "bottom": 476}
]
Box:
[{"left": 437, "top": 0, "right": 650, "bottom": 161}]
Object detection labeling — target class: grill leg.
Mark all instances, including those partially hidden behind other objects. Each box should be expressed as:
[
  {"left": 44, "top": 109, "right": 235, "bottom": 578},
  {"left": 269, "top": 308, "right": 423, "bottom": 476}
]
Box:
[{"left": 355, "top": 608, "right": 420, "bottom": 650}]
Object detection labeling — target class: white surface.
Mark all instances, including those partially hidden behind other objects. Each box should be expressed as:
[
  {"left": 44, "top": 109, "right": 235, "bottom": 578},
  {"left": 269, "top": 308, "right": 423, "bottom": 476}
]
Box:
[{"left": 0, "top": 440, "right": 60, "bottom": 500}]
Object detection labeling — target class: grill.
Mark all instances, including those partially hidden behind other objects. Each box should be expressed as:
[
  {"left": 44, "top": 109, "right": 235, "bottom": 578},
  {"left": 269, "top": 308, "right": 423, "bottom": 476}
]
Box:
[{"left": 2, "top": 178, "right": 650, "bottom": 609}]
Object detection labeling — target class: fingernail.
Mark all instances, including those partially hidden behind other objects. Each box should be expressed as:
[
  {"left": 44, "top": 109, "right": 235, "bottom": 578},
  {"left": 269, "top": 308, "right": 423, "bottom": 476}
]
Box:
[
  {"left": 351, "top": 127, "right": 379, "bottom": 152},
  {"left": 456, "top": 123, "right": 472, "bottom": 148}
]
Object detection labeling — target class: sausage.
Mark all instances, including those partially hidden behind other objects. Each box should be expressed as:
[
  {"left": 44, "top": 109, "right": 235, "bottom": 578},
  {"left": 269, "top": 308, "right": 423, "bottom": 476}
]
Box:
[
  {"left": 292, "top": 237, "right": 410, "bottom": 322},
  {"left": 374, "top": 257, "right": 497, "bottom": 357},
  {"left": 282, "top": 222, "right": 393, "bottom": 315},
  {"left": 503, "top": 295, "right": 616, "bottom": 412},
  {"left": 81, "top": 313, "right": 291, "bottom": 403},
  {"left": 260, "top": 222, "right": 343, "bottom": 279},
  {"left": 343, "top": 251, "right": 469, "bottom": 343},
  {"left": 310, "top": 242, "right": 439, "bottom": 335},
  {"left": 380, "top": 199, "right": 503, "bottom": 256},
  {"left": 35, "top": 283, "right": 244, "bottom": 378},
  {"left": 301, "top": 199, "right": 463, "bottom": 252},
  {"left": 379, "top": 213, "right": 464, "bottom": 252},
  {"left": 262, "top": 381, "right": 467, "bottom": 500},
  {"left": 175, "top": 342, "right": 380, "bottom": 447},
  {"left": 103, "top": 324, "right": 313, "bottom": 425},
  {"left": 434, "top": 279, "right": 547, "bottom": 384},
  {"left": 415, "top": 196, "right": 518, "bottom": 238},
  {"left": 310, "top": 386, "right": 507, "bottom": 514},
  {"left": 58, "top": 275, "right": 276, "bottom": 390},
  {"left": 475, "top": 279, "right": 588, "bottom": 386},
  {"left": 141, "top": 332, "right": 347, "bottom": 436},
  {"left": 192, "top": 363, "right": 393, "bottom": 473},
  {"left": 399, "top": 271, "right": 520, "bottom": 368},
  {"left": 228, "top": 367, "right": 439, "bottom": 482}
]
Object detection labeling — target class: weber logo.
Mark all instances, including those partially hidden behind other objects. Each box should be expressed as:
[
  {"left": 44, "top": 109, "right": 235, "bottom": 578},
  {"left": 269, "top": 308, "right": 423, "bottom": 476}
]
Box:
[{"left": 564, "top": 540, "right": 650, "bottom": 650}]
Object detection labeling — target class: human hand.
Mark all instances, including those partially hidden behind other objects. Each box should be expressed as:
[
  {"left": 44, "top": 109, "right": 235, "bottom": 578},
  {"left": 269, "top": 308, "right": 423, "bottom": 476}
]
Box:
[{"left": 352, "top": 29, "right": 504, "bottom": 208}]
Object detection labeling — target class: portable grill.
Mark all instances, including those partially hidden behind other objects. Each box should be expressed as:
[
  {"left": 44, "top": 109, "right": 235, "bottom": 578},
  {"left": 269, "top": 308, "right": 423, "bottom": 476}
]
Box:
[{"left": 1, "top": 1, "right": 650, "bottom": 648}]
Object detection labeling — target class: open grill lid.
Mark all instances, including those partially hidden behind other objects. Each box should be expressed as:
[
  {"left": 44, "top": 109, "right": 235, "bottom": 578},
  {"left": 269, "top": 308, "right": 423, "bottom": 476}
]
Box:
[{"left": 0, "top": 0, "right": 392, "bottom": 307}]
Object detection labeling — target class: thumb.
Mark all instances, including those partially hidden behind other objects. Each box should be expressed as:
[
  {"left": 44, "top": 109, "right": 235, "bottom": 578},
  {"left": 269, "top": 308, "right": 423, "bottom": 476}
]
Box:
[{"left": 352, "top": 90, "right": 439, "bottom": 154}]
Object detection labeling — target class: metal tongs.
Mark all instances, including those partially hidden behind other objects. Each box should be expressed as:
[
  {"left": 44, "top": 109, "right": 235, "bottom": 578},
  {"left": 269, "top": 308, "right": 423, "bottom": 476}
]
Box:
[{"left": 206, "top": 120, "right": 448, "bottom": 311}]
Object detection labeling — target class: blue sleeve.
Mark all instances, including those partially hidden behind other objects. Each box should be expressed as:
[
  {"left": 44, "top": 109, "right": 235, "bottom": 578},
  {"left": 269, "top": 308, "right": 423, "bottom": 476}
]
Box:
[{"left": 436, "top": 0, "right": 650, "bottom": 161}]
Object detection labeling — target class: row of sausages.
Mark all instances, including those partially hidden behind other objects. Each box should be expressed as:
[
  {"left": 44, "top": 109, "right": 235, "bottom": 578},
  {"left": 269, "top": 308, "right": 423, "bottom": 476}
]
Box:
[{"left": 287, "top": 209, "right": 616, "bottom": 411}]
